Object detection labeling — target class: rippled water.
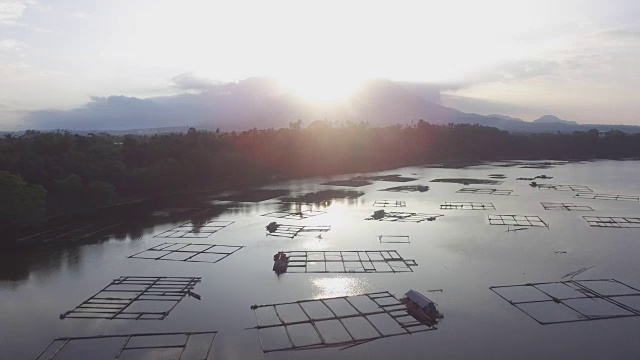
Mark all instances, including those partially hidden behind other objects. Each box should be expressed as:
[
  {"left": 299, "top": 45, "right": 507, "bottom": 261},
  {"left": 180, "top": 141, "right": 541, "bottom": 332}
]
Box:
[{"left": 2, "top": 159, "right": 640, "bottom": 359}]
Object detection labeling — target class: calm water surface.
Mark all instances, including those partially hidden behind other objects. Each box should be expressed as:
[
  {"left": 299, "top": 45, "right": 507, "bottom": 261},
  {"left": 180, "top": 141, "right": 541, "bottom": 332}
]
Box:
[{"left": 2, "top": 159, "right": 640, "bottom": 359}]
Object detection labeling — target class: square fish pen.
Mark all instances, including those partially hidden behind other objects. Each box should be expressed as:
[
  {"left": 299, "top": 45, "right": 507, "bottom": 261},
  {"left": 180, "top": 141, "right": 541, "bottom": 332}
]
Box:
[
  {"left": 536, "top": 184, "right": 592, "bottom": 192},
  {"left": 379, "top": 185, "right": 430, "bottom": 193},
  {"left": 440, "top": 202, "right": 495, "bottom": 210},
  {"left": 16, "top": 222, "right": 122, "bottom": 244},
  {"left": 282, "top": 250, "right": 418, "bottom": 273},
  {"left": 456, "top": 188, "right": 513, "bottom": 196},
  {"left": 583, "top": 216, "right": 640, "bottom": 228},
  {"left": 366, "top": 211, "right": 443, "bottom": 223},
  {"left": 541, "top": 202, "right": 594, "bottom": 211},
  {"left": 249, "top": 291, "right": 436, "bottom": 352},
  {"left": 128, "top": 243, "right": 244, "bottom": 263},
  {"left": 490, "top": 279, "right": 640, "bottom": 325},
  {"left": 373, "top": 200, "right": 406, "bottom": 207},
  {"left": 34, "top": 331, "right": 217, "bottom": 360},
  {"left": 154, "top": 220, "right": 234, "bottom": 238},
  {"left": 575, "top": 193, "right": 640, "bottom": 202},
  {"left": 59, "top": 276, "right": 201, "bottom": 320},
  {"left": 378, "top": 235, "right": 410, "bottom": 244},
  {"left": 267, "top": 224, "right": 331, "bottom": 238},
  {"left": 262, "top": 209, "right": 326, "bottom": 220},
  {"left": 488, "top": 215, "right": 549, "bottom": 227}
]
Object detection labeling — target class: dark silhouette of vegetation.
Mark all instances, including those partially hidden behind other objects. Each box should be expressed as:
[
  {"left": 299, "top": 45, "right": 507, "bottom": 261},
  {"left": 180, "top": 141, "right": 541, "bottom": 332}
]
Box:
[{"left": 2, "top": 121, "right": 640, "bottom": 238}]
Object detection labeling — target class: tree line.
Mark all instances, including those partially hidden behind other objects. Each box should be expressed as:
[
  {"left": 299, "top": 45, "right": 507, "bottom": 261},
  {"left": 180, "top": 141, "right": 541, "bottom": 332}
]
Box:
[{"left": 2, "top": 121, "right": 639, "bottom": 237}]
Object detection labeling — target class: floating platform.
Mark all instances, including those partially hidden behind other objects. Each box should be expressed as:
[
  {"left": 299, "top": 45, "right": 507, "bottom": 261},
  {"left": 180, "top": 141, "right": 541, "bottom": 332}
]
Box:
[
  {"left": 59, "top": 276, "right": 201, "bottom": 320},
  {"left": 249, "top": 291, "right": 436, "bottom": 352},
  {"left": 490, "top": 279, "right": 640, "bottom": 325},
  {"left": 35, "top": 331, "right": 217, "bottom": 360}
]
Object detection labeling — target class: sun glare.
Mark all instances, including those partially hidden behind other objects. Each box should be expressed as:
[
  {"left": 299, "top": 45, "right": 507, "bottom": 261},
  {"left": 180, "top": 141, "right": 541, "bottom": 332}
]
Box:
[{"left": 278, "top": 75, "right": 366, "bottom": 103}]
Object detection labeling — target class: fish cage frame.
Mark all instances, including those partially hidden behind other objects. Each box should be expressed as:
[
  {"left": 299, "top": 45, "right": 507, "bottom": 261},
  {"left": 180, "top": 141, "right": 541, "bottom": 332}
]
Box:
[
  {"left": 488, "top": 214, "right": 549, "bottom": 227},
  {"left": 366, "top": 211, "right": 444, "bottom": 223},
  {"left": 267, "top": 224, "right": 331, "bottom": 238},
  {"left": 440, "top": 201, "right": 496, "bottom": 210},
  {"left": 59, "top": 276, "right": 201, "bottom": 320},
  {"left": 281, "top": 250, "right": 418, "bottom": 273},
  {"left": 249, "top": 291, "right": 436, "bottom": 352},
  {"left": 456, "top": 188, "right": 513, "bottom": 196},
  {"left": 540, "top": 202, "right": 594, "bottom": 211},
  {"left": 373, "top": 200, "right": 406, "bottom": 207},
  {"left": 128, "top": 243, "right": 244, "bottom": 263},
  {"left": 583, "top": 216, "right": 640, "bottom": 228},
  {"left": 490, "top": 279, "right": 640, "bottom": 325},
  {"left": 536, "top": 184, "right": 592, "bottom": 192},
  {"left": 154, "top": 220, "right": 234, "bottom": 238},
  {"left": 574, "top": 193, "right": 640, "bottom": 202},
  {"left": 34, "top": 331, "right": 217, "bottom": 360},
  {"left": 262, "top": 209, "right": 326, "bottom": 220},
  {"left": 152, "top": 207, "right": 209, "bottom": 217},
  {"left": 16, "top": 222, "right": 122, "bottom": 244},
  {"left": 378, "top": 235, "right": 410, "bottom": 244},
  {"left": 379, "top": 185, "right": 430, "bottom": 193}
]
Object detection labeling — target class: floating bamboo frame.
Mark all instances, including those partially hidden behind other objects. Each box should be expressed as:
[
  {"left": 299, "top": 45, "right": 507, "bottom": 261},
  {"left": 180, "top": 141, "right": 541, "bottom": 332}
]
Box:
[
  {"left": 490, "top": 279, "right": 640, "bottom": 325},
  {"left": 366, "top": 211, "right": 443, "bottom": 223},
  {"left": 440, "top": 202, "right": 495, "bottom": 210},
  {"left": 456, "top": 188, "right": 513, "bottom": 196},
  {"left": 249, "top": 291, "right": 435, "bottom": 352},
  {"left": 583, "top": 216, "right": 640, "bottom": 228},
  {"left": 154, "top": 220, "right": 234, "bottom": 238},
  {"left": 128, "top": 243, "right": 244, "bottom": 263},
  {"left": 378, "top": 235, "right": 410, "bottom": 244},
  {"left": 575, "top": 193, "right": 640, "bottom": 202},
  {"left": 488, "top": 215, "right": 548, "bottom": 227},
  {"left": 541, "top": 202, "right": 594, "bottom": 211},
  {"left": 280, "top": 250, "right": 418, "bottom": 273},
  {"left": 267, "top": 224, "right": 331, "bottom": 238},
  {"left": 536, "top": 184, "right": 592, "bottom": 192},
  {"left": 34, "top": 331, "right": 217, "bottom": 360},
  {"left": 373, "top": 200, "right": 406, "bottom": 207},
  {"left": 261, "top": 209, "right": 326, "bottom": 220},
  {"left": 59, "top": 276, "right": 201, "bottom": 320}
]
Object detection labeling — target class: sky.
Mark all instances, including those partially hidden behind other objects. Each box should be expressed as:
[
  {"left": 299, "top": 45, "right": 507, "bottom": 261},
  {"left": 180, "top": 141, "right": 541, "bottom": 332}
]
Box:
[{"left": 1, "top": 0, "right": 639, "bottom": 130}]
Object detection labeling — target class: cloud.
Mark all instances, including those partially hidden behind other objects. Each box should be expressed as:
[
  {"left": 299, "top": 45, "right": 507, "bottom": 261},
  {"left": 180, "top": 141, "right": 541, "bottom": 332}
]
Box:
[
  {"left": 170, "top": 72, "right": 220, "bottom": 92},
  {"left": 0, "top": 39, "right": 26, "bottom": 57},
  {"left": 22, "top": 77, "right": 309, "bottom": 131},
  {"left": 69, "top": 11, "right": 86, "bottom": 19},
  {"left": 0, "top": 0, "right": 41, "bottom": 25}
]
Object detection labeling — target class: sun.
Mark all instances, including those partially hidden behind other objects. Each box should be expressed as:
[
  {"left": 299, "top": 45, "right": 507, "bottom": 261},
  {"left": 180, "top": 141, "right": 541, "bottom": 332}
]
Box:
[{"left": 278, "top": 74, "right": 366, "bottom": 103}]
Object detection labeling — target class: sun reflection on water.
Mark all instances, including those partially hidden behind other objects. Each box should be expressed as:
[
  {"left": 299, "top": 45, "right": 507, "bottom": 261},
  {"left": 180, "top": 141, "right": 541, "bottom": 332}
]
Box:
[{"left": 311, "top": 276, "right": 368, "bottom": 299}]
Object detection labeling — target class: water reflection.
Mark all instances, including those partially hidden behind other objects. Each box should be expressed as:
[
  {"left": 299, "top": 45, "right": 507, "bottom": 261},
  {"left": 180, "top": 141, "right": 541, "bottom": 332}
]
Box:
[{"left": 311, "top": 276, "right": 368, "bottom": 299}]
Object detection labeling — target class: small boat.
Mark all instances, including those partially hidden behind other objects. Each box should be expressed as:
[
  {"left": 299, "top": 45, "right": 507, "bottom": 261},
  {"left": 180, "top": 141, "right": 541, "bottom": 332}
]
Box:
[
  {"left": 372, "top": 209, "right": 386, "bottom": 220},
  {"left": 273, "top": 252, "right": 289, "bottom": 274},
  {"left": 529, "top": 181, "right": 538, "bottom": 187},
  {"left": 266, "top": 222, "right": 279, "bottom": 233},
  {"left": 401, "top": 289, "right": 443, "bottom": 326}
]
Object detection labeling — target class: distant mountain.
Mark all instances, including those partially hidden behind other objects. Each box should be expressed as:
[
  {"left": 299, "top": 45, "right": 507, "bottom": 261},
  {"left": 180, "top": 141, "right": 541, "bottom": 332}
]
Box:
[
  {"left": 17, "top": 77, "right": 640, "bottom": 134},
  {"left": 534, "top": 115, "right": 578, "bottom": 125},
  {"left": 488, "top": 114, "right": 525, "bottom": 122}
]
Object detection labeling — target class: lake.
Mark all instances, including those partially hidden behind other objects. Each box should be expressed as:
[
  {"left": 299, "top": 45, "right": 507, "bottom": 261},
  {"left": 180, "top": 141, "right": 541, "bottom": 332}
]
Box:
[{"left": 2, "top": 159, "right": 640, "bottom": 359}]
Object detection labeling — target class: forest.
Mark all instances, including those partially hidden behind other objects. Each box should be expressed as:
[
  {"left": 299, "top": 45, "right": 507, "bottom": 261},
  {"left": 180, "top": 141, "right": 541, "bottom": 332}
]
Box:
[{"left": 2, "top": 120, "right": 640, "bottom": 237}]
